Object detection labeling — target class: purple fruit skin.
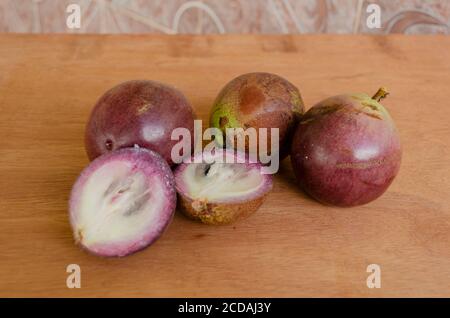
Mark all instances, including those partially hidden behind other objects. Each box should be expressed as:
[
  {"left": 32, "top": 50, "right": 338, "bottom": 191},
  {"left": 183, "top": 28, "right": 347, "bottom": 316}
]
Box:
[
  {"left": 85, "top": 80, "right": 195, "bottom": 166},
  {"left": 290, "top": 94, "right": 402, "bottom": 207},
  {"left": 69, "top": 147, "right": 177, "bottom": 257}
]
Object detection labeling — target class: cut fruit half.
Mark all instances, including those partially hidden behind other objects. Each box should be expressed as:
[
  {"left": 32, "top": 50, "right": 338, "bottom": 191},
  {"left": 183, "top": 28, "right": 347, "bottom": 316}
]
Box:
[
  {"left": 69, "top": 147, "right": 176, "bottom": 257},
  {"left": 174, "top": 150, "right": 273, "bottom": 225}
]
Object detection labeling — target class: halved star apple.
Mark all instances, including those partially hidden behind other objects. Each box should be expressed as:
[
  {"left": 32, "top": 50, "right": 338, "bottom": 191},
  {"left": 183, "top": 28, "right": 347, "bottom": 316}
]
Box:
[
  {"left": 69, "top": 147, "right": 176, "bottom": 257},
  {"left": 174, "top": 150, "right": 273, "bottom": 225}
]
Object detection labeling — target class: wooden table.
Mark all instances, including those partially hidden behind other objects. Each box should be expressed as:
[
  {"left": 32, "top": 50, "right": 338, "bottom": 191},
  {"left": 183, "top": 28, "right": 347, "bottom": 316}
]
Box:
[{"left": 0, "top": 34, "right": 449, "bottom": 297}]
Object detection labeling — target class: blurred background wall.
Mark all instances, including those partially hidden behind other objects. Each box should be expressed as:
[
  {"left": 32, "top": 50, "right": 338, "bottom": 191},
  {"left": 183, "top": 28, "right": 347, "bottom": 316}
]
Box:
[{"left": 0, "top": 0, "right": 448, "bottom": 34}]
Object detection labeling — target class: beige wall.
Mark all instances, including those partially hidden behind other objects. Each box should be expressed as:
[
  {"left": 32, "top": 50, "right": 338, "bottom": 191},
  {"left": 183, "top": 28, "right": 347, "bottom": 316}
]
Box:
[{"left": 0, "top": 0, "right": 448, "bottom": 34}]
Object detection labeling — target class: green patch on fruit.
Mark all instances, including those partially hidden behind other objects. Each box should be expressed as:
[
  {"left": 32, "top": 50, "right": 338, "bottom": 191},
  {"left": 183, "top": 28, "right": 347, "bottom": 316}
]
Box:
[
  {"left": 136, "top": 102, "right": 153, "bottom": 115},
  {"left": 350, "top": 92, "right": 391, "bottom": 120},
  {"left": 351, "top": 92, "right": 371, "bottom": 101},
  {"left": 290, "top": 90, "right": 304, "bottom": 114},
  {"left": 210, "top": 102, "right": 240, "bottom": 131},
  {"left": 351, "top": 93, "right": 380, "bottom": 110},
  {"left": 210, "top": 102, "right": 241, "bottom": 148}
]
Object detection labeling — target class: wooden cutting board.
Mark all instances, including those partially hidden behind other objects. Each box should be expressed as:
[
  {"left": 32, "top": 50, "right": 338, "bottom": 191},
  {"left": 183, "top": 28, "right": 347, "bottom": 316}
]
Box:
[{"left": 0, "top": 34, "right": 449, "bottom": 297}]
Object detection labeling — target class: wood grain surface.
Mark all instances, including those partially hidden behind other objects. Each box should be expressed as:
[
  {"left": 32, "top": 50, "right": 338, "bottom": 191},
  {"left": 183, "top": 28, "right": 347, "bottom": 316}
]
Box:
[{"left": 0, "top": 34, "right": 449, "bottom": 297}]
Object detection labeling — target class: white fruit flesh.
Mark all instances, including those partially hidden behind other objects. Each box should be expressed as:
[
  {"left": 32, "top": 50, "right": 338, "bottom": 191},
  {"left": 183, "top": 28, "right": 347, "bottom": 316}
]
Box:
[
  {"left": 181, "top": 162, "right": 265, "bottom": 202},
  {"left": 73, "top": 160, "right": 165, "bottom": 247}
]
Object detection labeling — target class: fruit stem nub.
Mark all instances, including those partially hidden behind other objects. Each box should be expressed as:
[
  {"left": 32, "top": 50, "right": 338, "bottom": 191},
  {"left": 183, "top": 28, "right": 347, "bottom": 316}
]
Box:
[{"left": 372, "top": 87, "right": 389, "bottom": 102}]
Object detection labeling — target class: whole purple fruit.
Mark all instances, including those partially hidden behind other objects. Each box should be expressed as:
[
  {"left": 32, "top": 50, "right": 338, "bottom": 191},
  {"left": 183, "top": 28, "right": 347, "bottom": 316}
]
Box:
[
  {"left": 85, "top": 80, "right": 195, "bottom": 166},
  {"left": 290, "top": 88, "right": 401, "bottom": 207}
]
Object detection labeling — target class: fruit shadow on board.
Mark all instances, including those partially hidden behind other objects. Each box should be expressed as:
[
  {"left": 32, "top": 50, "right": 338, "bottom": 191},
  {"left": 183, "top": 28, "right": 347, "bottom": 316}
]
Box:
[{"left": 277, "top": 156, "right": 312, "bottom": 202}]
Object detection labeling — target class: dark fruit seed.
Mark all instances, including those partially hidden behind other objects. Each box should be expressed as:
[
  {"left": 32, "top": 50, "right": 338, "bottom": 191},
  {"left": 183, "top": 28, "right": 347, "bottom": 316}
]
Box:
[
  {"left": 105, "top": 139, "right": 113, "bottom": 151},
  {"left": 123, "top": 192, "right": 150, "bottom": 216},
  {"left": 204, "top": 164, "right": 212, "bottom": 176},
  {"left": 103, "top": 178, "right": 120, "bottom": 196}
]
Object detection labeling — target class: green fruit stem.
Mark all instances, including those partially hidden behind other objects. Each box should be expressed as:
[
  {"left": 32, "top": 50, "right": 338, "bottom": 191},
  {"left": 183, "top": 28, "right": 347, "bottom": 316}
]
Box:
[{"left": 372, "top": 87, "right": 389, "bottom": 102}]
